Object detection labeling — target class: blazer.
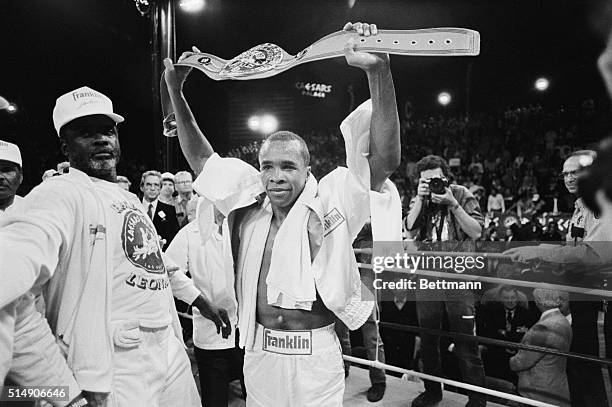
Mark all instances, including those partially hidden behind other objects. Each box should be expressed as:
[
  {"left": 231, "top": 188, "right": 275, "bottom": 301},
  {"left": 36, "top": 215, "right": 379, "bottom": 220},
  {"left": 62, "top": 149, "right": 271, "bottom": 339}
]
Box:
[
  {"left": 510, "top": 309, "right": 572, "bottom": 407},
  {"left": 479, "top": 302, "right": 538, "bottom": 343},
  {"left": 151, "top": 200, "right": 180, "bottom": 250}
]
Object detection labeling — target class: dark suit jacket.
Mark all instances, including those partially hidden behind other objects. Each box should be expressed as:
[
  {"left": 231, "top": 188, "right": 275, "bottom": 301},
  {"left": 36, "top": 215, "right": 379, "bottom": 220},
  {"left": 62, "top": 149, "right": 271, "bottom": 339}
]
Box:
[
  {"left": 510, "top": 309, "right": 572, "bottom": 406},
  {"left": 479, "top": 302, "right": 538, "bottom": 343},
  {"left": 151, "top": 201, "right": 180, "bottom": 250}
]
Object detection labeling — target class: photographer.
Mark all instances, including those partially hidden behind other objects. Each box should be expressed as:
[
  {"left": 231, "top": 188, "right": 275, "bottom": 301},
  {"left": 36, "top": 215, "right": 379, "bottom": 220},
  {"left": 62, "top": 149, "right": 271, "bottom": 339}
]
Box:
[
  {"left": 405, "top": 155, "right": 486, "bottom": 407},
  {"left": 405, "top": 155, "right": 482, "bottom": 242}
]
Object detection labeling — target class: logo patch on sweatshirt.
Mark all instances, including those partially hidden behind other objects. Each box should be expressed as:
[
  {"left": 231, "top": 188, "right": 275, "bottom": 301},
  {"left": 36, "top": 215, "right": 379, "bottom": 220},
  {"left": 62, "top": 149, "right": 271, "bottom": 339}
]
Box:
[
  {"left": 122, "top": 209, "right": 165, "bottom": 274},
  {"left": 323, "top": 207, "right": 345, "bottom": 237}
]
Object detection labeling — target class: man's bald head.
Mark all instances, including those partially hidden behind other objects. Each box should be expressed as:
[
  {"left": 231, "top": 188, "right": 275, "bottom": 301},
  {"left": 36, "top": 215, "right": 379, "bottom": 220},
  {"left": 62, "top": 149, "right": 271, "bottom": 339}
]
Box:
[{"left": 259, "top": 131, "right": 310, "bottom": 167}]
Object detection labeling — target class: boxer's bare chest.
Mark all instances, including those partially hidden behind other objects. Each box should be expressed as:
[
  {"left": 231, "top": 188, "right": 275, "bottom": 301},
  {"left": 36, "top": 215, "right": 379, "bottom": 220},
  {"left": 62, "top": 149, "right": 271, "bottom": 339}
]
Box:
[{"left": 255, "top": 218, "right": 334, "bottom": 330}]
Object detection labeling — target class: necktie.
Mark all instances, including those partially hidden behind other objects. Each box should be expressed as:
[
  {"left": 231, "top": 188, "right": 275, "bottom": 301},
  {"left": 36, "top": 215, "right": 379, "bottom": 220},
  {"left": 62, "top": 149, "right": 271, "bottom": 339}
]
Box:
[
  {"left": 148, "top": 203, "right": 154, "bottom": 219},
  {"left": 506, "top": 310, "right": 513, "bottom": 325}
]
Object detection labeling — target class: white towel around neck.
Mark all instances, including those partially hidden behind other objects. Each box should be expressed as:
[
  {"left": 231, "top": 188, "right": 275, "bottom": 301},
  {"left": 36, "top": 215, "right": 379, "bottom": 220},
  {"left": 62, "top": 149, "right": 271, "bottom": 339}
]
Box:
[{"left": 265, "top": 174, "right": 321, "bottom": 309}]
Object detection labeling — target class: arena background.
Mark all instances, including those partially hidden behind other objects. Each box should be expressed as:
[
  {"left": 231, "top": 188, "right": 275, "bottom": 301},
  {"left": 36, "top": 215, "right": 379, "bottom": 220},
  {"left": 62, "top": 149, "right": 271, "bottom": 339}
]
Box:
[{"left": 1, "top": 0, "right": 611, "bottom": 193}]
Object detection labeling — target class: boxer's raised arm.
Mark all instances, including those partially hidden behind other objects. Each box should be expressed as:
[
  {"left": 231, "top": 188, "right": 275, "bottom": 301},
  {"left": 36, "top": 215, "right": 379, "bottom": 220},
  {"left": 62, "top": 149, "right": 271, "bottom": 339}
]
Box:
[
  {"left": 163, "top": 56, "right": 215, "bottom": 175},
  {"left": 343, "top": 22, "right": 400, "bottom": 192},
  {"left": 365, "top": 60, "right": 401, "bottom": 191}
]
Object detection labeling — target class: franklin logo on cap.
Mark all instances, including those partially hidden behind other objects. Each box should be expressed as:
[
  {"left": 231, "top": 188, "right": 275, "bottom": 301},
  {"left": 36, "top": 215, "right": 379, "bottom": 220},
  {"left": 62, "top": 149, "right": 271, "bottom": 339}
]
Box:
[
  {"left": 0, "top": 140, "right": 22, "bottom": 167},
  {"left": 52, "top": 86, "right": 124, "bottom": 135}
]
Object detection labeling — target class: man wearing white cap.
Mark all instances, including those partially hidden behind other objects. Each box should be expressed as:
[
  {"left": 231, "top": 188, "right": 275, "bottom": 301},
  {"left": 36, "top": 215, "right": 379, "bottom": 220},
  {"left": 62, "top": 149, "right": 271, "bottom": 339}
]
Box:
[
  {"left": 0, "top": 140, "right": 23, "bottom": 217},
  {"left": 0, "top": 141, "right": 82, "bottom": 407},
  {"left": 0, "top": 86, "right": 229, "bottom": 406},
  {"left": 0, "top": 140, "right": 23, "bottom": 395}
]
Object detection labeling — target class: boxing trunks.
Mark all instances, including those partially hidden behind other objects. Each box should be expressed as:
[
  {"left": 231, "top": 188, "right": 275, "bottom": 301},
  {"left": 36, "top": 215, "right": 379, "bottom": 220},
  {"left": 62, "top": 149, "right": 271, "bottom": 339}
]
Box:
[{"left": 244, "top": 323, "right": 344, "bottom": 407}]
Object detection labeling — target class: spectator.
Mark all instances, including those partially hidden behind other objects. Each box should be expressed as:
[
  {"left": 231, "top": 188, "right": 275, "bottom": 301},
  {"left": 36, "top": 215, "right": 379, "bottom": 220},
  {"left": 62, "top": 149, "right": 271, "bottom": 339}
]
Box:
[
  {"left": 159, "top": 172, "right": 177, "bottom": 206},
  {"left": 478, "top": 285, "right": 537, "bottom": 384},
  {"left": 487, "top": 186, "right": 505, "bottom": 218},
  {"left": 505, "top": 150, "right": 608, "bottom": 407},
  {"left": 380, "top": 277, "right": 418, "bottom": 373},
  {"left": 140, "top": 170, "right": 180, "bottom": 250},
  {"left": 116, "top": 175, "right": 131, "bottom": 191},
  {"left": 510, "top": 289, "right": 572, "bottom": 407},
  {"left": 174, "top": 170, "right": 195, "bottom": 228},
  {"left": 165, "top": 203, "right": 243, "bottom": 407}
]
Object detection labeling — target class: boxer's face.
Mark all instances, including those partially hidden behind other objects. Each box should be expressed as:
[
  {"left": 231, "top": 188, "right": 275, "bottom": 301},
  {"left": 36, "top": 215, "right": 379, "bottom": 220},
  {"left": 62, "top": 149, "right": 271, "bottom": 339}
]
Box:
[
  {"left": 60, "top": 115, "right": 120, "bottom": 179},
  {"left": 259, "top": 140, "right": 310, "bottom": 209}
]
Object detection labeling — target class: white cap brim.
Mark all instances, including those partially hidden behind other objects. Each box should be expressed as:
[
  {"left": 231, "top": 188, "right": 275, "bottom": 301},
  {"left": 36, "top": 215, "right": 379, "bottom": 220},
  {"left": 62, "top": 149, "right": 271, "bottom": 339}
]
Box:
[{"left": 56, "top": 112, "right": 125, "bottom": 135}]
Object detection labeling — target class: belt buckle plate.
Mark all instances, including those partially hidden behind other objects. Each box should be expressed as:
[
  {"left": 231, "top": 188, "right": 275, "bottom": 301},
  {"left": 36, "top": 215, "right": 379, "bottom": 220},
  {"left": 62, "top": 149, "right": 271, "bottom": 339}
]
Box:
[{"left": 262, "top": 328, "right": 313, "bottom": 355}]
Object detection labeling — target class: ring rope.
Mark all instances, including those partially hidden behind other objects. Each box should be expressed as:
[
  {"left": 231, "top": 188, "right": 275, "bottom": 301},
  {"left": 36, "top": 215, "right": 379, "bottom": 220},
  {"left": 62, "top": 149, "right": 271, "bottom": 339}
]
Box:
[
  {"left": 341, "top": 354, "right": 557, "bottom": 407},
  {"left": 377, "top": 321, "right": 612, "bottom": 366}
]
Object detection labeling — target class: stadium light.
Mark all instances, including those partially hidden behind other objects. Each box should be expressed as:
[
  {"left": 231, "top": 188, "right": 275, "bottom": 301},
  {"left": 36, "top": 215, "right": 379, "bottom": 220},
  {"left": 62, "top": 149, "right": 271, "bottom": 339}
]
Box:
[
  {"left": 179, "top": 0, "right": 206, "bottom": 13},
  {"left": 437, "top": 92, "right": 451, "bottom": 106},
  {"left": 247, "top": 116, "right": 261, "bottom": 131},
  {"left": 248, "top": 114, "right": 279, "bottom": 134},
  {"left": 260, "top": 115, "right": 279, "bottom": 134},
  {"left": 6, "top": 104, "right": 17, "bottom": 114},
  {"left": 535, "top": 77, "right": 549, "bottom": 92}
]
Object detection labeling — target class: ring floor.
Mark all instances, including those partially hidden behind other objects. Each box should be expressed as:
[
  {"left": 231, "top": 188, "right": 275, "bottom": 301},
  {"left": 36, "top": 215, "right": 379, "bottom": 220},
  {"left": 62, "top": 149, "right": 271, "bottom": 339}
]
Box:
[{"left": 226, "top": 366, "right": 508, "bottom": 407}]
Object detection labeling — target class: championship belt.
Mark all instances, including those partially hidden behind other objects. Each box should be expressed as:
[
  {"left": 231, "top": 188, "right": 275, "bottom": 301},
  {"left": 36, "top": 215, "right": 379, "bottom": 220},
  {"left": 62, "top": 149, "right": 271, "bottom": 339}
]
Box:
[{"left": 161, "top": 28, "right": 480, "bottom": 136}]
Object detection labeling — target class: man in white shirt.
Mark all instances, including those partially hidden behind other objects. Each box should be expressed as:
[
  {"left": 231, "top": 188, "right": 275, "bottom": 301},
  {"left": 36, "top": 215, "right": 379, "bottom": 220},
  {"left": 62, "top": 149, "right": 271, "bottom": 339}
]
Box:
[
  {"left": 166, "top": 204, "right": 242, "bottom": 406},
  {"left": 0, "top": 86, "right": 230, "bottom": 406}
]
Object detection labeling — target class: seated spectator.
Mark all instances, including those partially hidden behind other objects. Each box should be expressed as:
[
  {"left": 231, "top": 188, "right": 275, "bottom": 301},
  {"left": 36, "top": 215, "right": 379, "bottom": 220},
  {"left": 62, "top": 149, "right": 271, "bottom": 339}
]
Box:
[
  {"left": 478, "top": 285, "right": 538, "bottom": 383},
  {"left": 510, "top": 288, "right": 572, "bottom": 407}
]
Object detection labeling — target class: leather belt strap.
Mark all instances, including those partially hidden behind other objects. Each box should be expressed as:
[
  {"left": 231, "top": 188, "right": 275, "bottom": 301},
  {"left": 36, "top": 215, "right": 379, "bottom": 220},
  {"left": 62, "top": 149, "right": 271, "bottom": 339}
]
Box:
[{"left": 161, "top": 28, "right": 480, "bottom": 136}]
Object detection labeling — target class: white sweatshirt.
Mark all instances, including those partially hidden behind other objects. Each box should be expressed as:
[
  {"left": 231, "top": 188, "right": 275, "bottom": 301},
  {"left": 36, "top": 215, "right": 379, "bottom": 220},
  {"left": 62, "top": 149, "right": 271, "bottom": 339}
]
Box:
[{"left": 0, "top": 168, "right": 197, "bottom": 394}]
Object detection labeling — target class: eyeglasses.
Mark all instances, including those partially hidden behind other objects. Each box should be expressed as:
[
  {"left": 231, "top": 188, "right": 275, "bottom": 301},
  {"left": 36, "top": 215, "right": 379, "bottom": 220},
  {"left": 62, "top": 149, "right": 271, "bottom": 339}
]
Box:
[
  {"left": 560, "top": 169, "right": 581, "bottom": 179},
  {"left": 176, "top": 180, "right": 192, "bottom": 185}
]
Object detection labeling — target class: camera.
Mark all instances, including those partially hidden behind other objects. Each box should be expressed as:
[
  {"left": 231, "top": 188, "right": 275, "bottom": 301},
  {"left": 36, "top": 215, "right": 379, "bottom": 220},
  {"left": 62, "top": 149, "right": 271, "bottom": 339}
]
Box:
[{"left": 429, "top": 177, "right": 449, "bottom": 195}]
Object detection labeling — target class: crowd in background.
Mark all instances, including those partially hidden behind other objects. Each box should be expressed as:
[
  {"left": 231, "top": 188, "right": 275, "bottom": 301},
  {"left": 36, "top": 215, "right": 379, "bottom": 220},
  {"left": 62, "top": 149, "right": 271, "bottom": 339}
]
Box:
[
  {"left": 224, "top": 99, "right": 610, "bottom": 242},
  {"left": 13, "top": 96, "right": 611, "bottom": 406}
]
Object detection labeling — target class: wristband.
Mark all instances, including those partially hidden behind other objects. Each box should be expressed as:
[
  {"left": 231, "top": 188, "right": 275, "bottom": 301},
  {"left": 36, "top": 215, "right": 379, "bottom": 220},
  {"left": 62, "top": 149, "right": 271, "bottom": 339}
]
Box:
[
  {"left": 162, "top": 112, "right": 177, "bottom": 138},
  {"left": 66, "top": 394, "right": 88, "bottom": 407}
]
